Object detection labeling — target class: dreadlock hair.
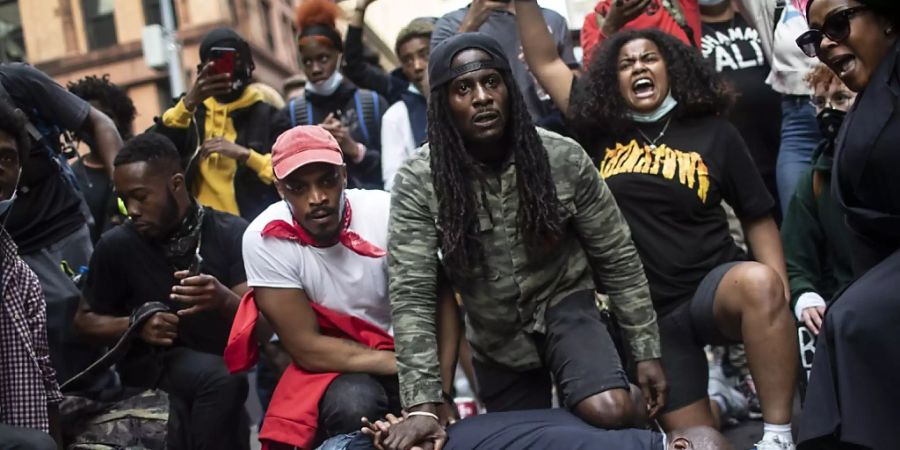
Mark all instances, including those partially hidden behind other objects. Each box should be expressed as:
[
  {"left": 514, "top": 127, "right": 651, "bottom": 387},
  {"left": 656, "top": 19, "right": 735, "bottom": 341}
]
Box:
[
  {"left": 115, "top": 132, "right": 182, "bottom": 176},
  {"left": 571, "top": 29, "right": 733, "bottom": 142},
  {"left": 0, "top": 101, "right": 30, "bottom": 165},
  {"left": 428, "top": 67, "right": 565, "bottom": 277},
  {"left": 67, "top": 74, "right": 136, "bottom": 140}
]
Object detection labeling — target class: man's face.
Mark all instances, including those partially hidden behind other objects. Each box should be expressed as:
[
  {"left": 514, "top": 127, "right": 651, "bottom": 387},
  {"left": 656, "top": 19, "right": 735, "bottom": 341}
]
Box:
[
  {"left": 277, "top": 162, "right": 347, "bottom": 244},
  {"left": 0, "top": 131, "right": 20, "bottom": 203},
  {"left": 398, "top": 36, "right": 431, "bottom": 93},
  {"left": 446, "top": 49, "right": 509, "bottom": 147},
  {"left": 113, "top": 162, "right": 182, "bottom": 240}
]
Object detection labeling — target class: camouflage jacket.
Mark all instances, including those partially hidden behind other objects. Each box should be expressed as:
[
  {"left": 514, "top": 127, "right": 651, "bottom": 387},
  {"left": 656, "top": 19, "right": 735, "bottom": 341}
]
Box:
[{"left": 388, "top": 128, "right": 660, "bottom": 408}]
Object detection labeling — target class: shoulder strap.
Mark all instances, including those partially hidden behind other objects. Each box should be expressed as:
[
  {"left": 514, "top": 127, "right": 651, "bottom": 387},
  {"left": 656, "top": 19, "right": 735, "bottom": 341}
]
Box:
[
  {"left": 354, "top": 90, "right": 381, "bottom": 145},
  {"left": 288, "top": 96, "right": 313, "bottom": 127},
  {"left": 774, "top": 0, "right": 786, "bottom": 31}
]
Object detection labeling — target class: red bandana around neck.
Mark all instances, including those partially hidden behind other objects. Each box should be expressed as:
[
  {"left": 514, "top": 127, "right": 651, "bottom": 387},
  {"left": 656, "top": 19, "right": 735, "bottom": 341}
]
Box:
[{"left": 261, "top": 198, "right": 386, "bottom": 258}]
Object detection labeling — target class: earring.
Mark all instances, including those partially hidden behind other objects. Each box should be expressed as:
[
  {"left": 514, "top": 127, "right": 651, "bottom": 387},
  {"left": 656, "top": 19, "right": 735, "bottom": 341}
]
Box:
[{"left": 887, "top": 27, "right": 894, "bottom": 35}]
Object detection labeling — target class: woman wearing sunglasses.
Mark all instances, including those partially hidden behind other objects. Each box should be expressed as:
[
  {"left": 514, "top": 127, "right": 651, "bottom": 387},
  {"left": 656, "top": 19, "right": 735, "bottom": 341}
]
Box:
[{"left": 796, "top": 1, "right": 900, "bottom": 449}]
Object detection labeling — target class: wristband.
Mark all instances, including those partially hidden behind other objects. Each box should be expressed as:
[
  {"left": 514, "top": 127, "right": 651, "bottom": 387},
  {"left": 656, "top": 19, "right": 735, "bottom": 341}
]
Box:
[{"left": 407, "top": 411, "right": 440, "bottom": 422}]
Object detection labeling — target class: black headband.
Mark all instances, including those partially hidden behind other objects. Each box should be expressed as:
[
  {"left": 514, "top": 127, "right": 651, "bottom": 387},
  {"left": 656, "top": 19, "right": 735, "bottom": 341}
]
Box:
[
  {"left": 299, "top": 24, "right": 344, "bottom": 52},
  {"left": 428, "top": 33, "right": 512, "bottom": 92}
]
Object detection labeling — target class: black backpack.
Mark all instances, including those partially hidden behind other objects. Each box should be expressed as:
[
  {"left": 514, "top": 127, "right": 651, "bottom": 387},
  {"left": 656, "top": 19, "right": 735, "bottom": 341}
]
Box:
[{"left": 287, "top": 90, "right": 382, "bottom": 145}]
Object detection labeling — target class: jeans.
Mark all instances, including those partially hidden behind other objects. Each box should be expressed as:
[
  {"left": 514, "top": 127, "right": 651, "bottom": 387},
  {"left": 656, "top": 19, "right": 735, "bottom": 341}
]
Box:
[
  {"left": 122, "top": 347, "right": 250, "bottom": 450},
  {"left": 21, "top": 224, "right": 102, "bottom": 384},
  {"left": 776, "top": 96, "right": 822, "bottom": 216},
  {"left": 0, "top": 424, "right": 56, "bottom": 450},
  {"left": 316, "top": 374, "right": 401, "bottom": 444}
]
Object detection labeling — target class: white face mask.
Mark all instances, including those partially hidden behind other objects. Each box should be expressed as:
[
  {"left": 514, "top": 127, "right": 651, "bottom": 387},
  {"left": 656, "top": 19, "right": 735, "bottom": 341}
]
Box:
[
  {"left": 628, "top": 91, "right": 679, "bottom": 123},
  {"left": 305, "top": 71, "right": 344, "bottom": 97},
  {"left": 0, "top": 169, "right": 22, "bottom": 220}
]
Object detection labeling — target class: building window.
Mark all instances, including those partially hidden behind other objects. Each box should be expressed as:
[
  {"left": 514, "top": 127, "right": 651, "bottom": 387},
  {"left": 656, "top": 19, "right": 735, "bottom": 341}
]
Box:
[
  {"left": 82, "top": 0, "right": 117, "bottom": 50},
  {"left": 143, "top": 0, "right": 179, "bottom": 28},
  {"left": 261, "top": 0, "right": 274, "bottom": 50},
  {"left": 0, "top": 1, "right": 24, "bottom": 61}
]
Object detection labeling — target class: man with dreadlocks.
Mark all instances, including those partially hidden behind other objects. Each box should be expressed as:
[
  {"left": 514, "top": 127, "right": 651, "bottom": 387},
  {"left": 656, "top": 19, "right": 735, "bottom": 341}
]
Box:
[{"left": 386, "top": 33, "right": 664, "bottom": 449}]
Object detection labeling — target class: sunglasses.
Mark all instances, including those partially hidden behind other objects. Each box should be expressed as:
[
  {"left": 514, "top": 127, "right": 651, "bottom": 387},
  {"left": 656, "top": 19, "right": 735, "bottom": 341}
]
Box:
[{"left": 796, "top": 6, "right": 869, "bottom": 58}]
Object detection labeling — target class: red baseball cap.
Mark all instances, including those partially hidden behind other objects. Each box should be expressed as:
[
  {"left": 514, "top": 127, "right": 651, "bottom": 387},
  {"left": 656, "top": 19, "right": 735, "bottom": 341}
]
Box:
[{"left": 271, "top": 125, "right": 344, "bottom": 179}]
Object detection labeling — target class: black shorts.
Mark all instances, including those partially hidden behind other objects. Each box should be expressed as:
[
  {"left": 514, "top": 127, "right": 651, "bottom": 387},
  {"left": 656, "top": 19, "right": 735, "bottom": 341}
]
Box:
[
  {"left": 472, "top": 290, "right": 630, "bottom": 412},
  {"left": 658, "top": 261, "right": 741, "bottom": 413}
]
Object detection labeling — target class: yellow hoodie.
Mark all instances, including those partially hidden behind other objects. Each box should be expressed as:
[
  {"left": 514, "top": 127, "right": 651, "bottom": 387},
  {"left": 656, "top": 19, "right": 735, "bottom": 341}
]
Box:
[{"left": 161, "top": 85, "right": 274, "bottom": 216}]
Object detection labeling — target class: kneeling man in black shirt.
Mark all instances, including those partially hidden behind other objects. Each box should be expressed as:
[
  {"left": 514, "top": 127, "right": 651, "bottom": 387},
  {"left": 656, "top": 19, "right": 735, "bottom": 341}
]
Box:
[{"left": 74, "top": 132, "right": 251, "bottom": 450}]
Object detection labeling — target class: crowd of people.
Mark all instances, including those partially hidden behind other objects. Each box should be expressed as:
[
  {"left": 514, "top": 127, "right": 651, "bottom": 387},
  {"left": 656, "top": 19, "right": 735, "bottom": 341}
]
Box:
[{"left": 1, "top": 0, "right": 898, "bottom": 449}]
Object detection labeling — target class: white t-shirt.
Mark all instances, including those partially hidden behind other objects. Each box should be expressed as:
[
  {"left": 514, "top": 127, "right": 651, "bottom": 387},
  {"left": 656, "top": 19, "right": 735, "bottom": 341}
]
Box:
[
  {"left": 243, "top": 189, "right": 392, "bottom": 333},
  {"left": 766, "top": 2, "right": 818, "bottom": 96},
  {"left": 381, "top": 100, "right": 418, "bottom": 192}
]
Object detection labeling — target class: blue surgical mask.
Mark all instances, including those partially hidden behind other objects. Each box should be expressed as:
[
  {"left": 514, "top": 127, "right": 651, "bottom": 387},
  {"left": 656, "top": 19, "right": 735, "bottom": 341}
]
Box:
[
  {"left": 306, "top": 71, "right": 344, "bottom": 97},
  {"left": 628, "top": 92, "right": 678, "bottom": 123}
]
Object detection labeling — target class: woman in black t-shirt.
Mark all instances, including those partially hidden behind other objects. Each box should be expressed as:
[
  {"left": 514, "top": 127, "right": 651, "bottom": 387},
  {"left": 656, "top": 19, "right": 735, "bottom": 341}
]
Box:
[{"left": 516, "top": 2, "right": 797, "bottom": 443}]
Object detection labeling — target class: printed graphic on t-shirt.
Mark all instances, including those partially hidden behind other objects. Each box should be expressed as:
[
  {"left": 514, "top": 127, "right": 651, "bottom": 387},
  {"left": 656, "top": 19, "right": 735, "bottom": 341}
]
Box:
[
  {"left": 599, "top": 139, "right": 710, "bottom": 203},
  {"left": 701, "top": 24, "right": 765, "bottom": 73}
]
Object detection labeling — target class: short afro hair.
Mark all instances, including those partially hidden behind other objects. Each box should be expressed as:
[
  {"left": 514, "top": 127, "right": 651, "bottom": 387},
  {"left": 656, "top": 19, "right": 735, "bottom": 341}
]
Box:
[
  {"left": 0, "top": 100, "right": 30, "bottom": 165},
  {"left": 805, "top": 63, "right": 841, "bottom": 91},
  {"left": 68, "top": 75, "right": 136, "bottom": 139},
  {"left": 114, "top": 132, "right": 182, "bottom": 175},
  {"left": 395, "top": 18, "right": 434, "bottom": 56}
]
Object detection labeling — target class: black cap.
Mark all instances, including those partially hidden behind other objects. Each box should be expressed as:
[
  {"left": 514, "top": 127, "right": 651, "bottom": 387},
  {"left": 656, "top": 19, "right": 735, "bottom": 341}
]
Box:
[{"left": 428, "top": 33, "right": 512, "bottom": 92}]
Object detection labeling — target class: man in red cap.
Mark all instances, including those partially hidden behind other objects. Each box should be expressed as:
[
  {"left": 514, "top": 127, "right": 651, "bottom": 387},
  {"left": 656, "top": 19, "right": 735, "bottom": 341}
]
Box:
[{"left": 241, "top": 125, "right": 400, "bottom": 448}]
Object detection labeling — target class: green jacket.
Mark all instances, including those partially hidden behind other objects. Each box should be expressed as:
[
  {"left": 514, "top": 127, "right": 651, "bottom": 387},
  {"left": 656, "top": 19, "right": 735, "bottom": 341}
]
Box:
[
  {"left": 388, "top": 128, "right": 660, "bottom": 408},
  {"left": 782, "top": 141, "right": 854, "bottom": 311}
]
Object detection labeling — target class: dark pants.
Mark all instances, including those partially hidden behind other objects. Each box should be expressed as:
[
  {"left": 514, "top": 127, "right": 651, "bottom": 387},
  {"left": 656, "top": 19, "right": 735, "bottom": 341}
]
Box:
[
  {"left": 21, "top": 225, "right": 100, "bottom": 384},
  {"left": 316, "top": 373, "right": 401, "bottom": 445},
  {"left": 122, "top": 347, "right": 250, "bottom": 450},
  {"left": 472, "top": 290, "right": 630, "bottom": 412},
  {"left": 0, "top": 424, "right": 56, "bottom": 450}
]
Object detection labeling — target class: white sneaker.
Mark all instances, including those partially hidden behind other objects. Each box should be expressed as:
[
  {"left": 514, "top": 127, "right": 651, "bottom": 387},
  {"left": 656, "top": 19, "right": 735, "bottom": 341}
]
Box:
[
  {"left": 752, "top": 435, "right": 795, "bottom": 450},
  {"left": 708, "top": 364, "right": 749, "bottom": 420}
]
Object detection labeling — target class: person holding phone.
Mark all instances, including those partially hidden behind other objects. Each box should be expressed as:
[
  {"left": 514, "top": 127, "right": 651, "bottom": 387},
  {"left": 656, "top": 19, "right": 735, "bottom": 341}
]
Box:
[
  {"left": 581, "top": 0, "right": 702, "bottom": 67},
  {"left": 74, "top": 132, "right": 252, "bottom": 450},
  {"left": 153, "top": 28, "right": 289, "bottom": 221}
]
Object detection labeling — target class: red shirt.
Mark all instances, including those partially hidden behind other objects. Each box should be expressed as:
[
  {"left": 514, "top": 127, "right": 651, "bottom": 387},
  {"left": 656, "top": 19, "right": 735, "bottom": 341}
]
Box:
[{"left": 581, "top": 0, "right": 701, "bottom": 67}]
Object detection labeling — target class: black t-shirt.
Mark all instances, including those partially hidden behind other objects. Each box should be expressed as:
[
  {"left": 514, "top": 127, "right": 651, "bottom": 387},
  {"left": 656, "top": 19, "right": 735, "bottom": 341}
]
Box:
[
  {"left": 0, "top": 63, "right": 91, "bottom": 254},
  {"left": 701, "top": 14, "right": 782, "bottom": 192},
  {"left": 72, "top": 159, "right": 119, "bottom": 243},
  {"left": 83, "top": 209, "right": 248, "bottom": 357},
  {"left": 595, "top": 115, "right": 774, "bottom": 314}
]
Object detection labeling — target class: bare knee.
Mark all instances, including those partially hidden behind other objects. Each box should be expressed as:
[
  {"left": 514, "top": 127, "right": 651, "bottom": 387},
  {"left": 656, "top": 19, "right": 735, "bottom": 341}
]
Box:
[
  {"left": 735, "top": 263, "right": 786, "bottom": 316},
  {"left": 574, "top": 389, "right": 636, "bottom": 429}
]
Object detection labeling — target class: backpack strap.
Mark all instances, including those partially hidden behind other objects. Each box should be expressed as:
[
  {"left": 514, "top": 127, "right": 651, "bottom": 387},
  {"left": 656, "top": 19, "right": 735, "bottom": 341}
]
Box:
[
  {"left": 354, "top": 90, "right": 381, "bottom": 146},
  {"left": 288, "top": 96, "right": 314, "bottom": 127}
]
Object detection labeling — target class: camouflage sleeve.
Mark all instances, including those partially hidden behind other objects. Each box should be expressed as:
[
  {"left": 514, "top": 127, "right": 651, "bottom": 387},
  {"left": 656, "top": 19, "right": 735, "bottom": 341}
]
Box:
[
  {"left": 570, "top": 146, "right": 662, "bottom": 361},
  {"left": 388, "top": 154, "right": 444, "bottom": 408}
]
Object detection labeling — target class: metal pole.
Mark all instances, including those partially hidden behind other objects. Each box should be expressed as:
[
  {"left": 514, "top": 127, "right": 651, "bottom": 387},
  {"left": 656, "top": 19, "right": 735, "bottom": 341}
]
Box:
[{"left": 160, "top": 0, "right": 185, "bottom": 95}]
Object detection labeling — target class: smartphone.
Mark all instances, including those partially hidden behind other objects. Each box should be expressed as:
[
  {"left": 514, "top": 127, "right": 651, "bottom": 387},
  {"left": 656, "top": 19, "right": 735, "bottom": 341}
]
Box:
[
  {"left": 208, "top": 47, "right": 237, "bottom": 75},
  {"left": 187, "top": 253, "right": 203, "bottom": 277}
]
